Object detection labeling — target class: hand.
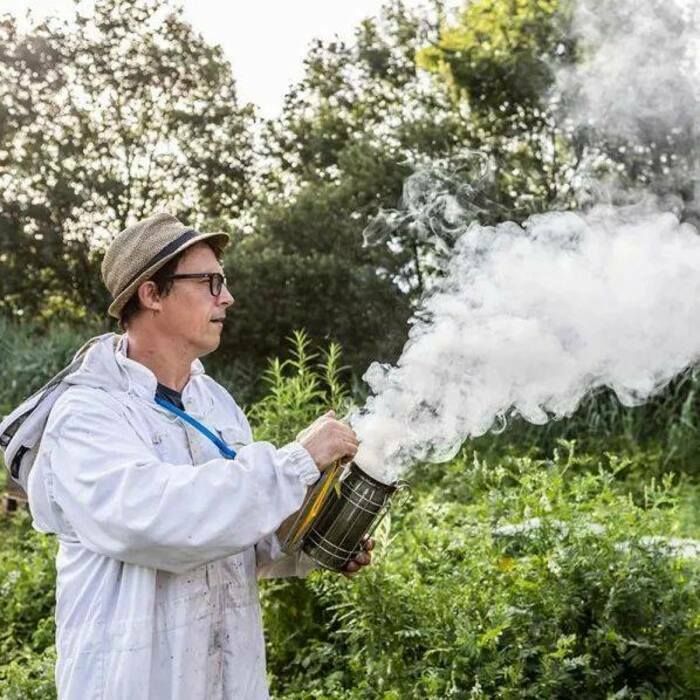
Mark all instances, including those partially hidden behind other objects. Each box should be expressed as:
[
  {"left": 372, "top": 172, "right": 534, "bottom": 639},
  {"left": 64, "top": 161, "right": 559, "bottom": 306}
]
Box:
[
  {"left": 297, "top": 410, "right": 359, "bottom": 472},
  {"left": 341, "top": 536, "right": 374, "bottom": 578}
]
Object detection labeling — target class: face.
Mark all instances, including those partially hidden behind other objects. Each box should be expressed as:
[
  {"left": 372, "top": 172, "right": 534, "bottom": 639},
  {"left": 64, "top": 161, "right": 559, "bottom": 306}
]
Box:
[{"left": 141, "top": 242, "right": 234, "bottom": 358}]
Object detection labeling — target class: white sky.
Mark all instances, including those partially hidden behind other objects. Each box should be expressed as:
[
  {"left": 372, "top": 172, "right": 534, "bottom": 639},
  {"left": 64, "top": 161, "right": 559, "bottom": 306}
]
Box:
[{"left": 3, "top": 0, "right": 431, "bottom": 117}]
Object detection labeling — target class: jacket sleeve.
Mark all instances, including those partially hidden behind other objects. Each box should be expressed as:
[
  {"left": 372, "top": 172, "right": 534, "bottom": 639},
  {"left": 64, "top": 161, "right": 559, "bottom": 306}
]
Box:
[
  {"left": 36, "top": 390, "right": 319, "bottom": 574},
  {"left": 222, "top": 389, "right": 321, "bottom": 578}
]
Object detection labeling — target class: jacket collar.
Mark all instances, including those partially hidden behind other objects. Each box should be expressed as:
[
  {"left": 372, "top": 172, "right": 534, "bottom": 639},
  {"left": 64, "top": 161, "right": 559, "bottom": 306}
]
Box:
[
  {"left": 115, "top": 335, "right": 205, "bottom": 402},
  {"left": 65, "top": 333, "right": 205, "bottom": 404}
]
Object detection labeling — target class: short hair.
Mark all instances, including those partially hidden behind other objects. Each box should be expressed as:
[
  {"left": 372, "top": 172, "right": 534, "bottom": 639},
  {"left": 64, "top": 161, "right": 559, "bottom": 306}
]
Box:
[{"left": 118, "top": 239, "right": 224, "bottom": 331}]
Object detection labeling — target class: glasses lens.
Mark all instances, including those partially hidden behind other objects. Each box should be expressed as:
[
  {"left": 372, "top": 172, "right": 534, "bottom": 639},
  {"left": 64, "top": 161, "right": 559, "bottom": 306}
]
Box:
[{"left": 211, "top": 273, "right": 224, "bottom": 296}]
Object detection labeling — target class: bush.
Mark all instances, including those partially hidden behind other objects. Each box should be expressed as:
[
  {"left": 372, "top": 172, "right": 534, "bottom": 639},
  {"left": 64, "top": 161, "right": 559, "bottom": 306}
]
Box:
[
  {"left": 0, "top": 513, "right": 56, "bottom": 698},
  {"left": 0, "top": 317, "right": 106, "bottom": 417},
  {"left": 263, "top": 447, "right": 700, "bottom": 698},
  {"left": 247, "top": 330, "right": 353, "bottom": 443},
  {"left": 0, "top": 649, "right": 56, "bottom": 700},
  {"left": 477, "top": 369, "right": 700, "bottom": 478}
]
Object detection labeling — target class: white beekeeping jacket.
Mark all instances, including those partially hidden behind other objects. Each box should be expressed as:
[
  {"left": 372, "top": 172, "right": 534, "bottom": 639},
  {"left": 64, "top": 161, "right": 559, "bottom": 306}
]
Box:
[{"left": 26, "top": 334, "right": 319, "bottom": 700}]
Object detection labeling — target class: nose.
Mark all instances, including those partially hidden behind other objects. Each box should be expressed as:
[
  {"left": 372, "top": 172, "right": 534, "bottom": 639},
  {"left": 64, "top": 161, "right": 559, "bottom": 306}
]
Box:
[{"left": 219, "top": 283, "right": 235, "bottom": 307}]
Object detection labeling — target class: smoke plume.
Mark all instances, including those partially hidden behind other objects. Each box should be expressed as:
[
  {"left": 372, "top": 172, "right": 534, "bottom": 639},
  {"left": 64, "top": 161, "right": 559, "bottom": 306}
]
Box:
[
  {"left": 352, "top": 199, "right": 700, "bottom": 482},
  {"left": 350, "top": 0, "right": 700, "bottom": 483},
  {"left": 558, "top": 0, "right": 700, "bottom": 143}
]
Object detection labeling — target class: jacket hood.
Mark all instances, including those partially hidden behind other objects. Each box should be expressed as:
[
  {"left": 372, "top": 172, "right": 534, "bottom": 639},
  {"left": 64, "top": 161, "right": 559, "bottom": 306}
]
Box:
[{"left": 1, "top": 332, "right": 207, "bottom": 491}]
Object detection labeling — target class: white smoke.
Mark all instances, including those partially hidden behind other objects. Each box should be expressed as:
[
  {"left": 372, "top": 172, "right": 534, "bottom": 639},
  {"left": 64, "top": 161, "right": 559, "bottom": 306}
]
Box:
[
  {"left": 349, "top": 0, "right": 700, "bottom": 484},
  {"left": 557, "top": 0, "right": 700, "bottom": 142},
  {"left": 352, "top": 202, "right": 700, "bottom": 482}
]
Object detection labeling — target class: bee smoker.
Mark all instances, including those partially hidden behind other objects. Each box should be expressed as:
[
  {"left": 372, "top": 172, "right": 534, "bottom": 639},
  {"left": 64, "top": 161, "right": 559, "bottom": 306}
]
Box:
[{"left": 282, "top": 460, "right": 404, "bottom": 571}]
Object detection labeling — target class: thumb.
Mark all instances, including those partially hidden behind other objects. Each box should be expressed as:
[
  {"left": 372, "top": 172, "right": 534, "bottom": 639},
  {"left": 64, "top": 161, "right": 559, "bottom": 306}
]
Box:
[{"left": 324, "top": 409, "right": 336, "bottom": 417}]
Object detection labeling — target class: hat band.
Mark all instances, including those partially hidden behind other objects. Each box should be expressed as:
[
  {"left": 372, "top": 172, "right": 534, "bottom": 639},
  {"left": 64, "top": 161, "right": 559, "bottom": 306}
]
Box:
[{"left": 121, "top": 228, "right": 198, "bottom": 293}]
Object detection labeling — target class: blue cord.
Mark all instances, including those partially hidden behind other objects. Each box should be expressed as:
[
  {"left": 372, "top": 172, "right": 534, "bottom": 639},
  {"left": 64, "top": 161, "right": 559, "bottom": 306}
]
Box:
[{"left": 154, "top": 395, "right": 237, "bottom": 459}]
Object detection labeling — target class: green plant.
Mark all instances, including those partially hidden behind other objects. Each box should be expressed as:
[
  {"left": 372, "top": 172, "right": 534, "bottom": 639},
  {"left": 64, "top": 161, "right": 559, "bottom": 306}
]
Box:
[
  {"left": 0, "top": 648, "right": 56, "bottom": 700},
  {"left": 264, "top": 448, "right": 700, "bottom": 698},
  {"left": 472, "top": 370, "right": 700, "bottom": 478},
  {"left": 0, "top": 513, "right": 57, "bottom": 697},
  {"left": 1, "top": 328, "right": 699, "bottom": 699},
  {"left": 248, "top": 330, "right": 352, "bottom": 445},
  {"left": 0, "top": 317, "right": 105, "bottom": 417}
]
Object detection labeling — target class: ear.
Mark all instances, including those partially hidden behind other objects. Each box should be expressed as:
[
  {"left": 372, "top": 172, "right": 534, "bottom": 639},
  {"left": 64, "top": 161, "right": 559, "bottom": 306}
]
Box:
[{"left": 137, "top": 280, "right": 164, "bottom": 312}]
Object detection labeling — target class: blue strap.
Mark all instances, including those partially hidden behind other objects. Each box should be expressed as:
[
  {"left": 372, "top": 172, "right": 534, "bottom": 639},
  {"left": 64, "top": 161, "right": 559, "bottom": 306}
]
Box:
[{"left": 154, "top": 396, "right": 237, "bottom": 459}]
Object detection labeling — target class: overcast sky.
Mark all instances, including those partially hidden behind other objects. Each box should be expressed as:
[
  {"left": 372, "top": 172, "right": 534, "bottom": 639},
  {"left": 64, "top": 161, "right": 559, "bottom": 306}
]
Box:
[{"left": 3, "top": 0, "right": 432, "bottom": 117}]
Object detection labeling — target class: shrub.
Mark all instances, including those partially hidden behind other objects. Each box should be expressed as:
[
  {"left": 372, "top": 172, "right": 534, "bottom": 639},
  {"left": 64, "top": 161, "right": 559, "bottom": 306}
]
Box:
[
  {"left": 0, "top": 648, "right": 56, "bottom": 700},
  {"left": 0, "top": 329, "right": 698, "bottom": 698},
  {"left": 0, "top": 317, "right": 106, "bottom": 417},
  {"left": 264, "top": 447, "right": 700, "bottom": 698},
  {"left": 478, "top": 369, "right": 700, "bottom": 477},
  {"left": 0, "top": 513, "right": 56, "bottom": 698},
  {"left": 247, "top": 330, "right": 353, "bottom": 444}
]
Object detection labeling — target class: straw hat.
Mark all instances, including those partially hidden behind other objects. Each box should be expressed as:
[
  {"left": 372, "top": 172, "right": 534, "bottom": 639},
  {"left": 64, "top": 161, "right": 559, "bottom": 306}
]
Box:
[{"left": 101, "top": 213, "right": 230, "bottom": 319}]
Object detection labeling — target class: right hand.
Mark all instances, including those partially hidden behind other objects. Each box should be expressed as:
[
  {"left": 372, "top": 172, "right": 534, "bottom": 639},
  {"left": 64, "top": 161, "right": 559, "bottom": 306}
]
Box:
[{"left": 297, "top": 410, "right": 359, "bottom": 471}]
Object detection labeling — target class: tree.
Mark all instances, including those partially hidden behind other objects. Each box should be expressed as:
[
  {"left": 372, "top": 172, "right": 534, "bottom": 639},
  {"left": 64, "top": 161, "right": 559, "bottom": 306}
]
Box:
[
  {"left": 221, "top": 2, "right": 474, "bottom": 376},
  {"left": 0, "top": 0, "right": 254, "bottom": 322},
  {"left": 416, "top": 0, "right": 583, "bottom": 219}
]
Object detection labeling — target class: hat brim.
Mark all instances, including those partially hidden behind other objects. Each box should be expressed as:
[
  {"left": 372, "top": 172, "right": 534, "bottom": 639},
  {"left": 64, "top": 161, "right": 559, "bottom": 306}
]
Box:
[{"left": 107, "top": 231, "right": 231, "bottom": 319}]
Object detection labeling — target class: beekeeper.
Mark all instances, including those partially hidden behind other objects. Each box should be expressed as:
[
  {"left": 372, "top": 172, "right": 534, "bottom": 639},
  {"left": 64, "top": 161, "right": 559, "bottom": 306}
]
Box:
[{"left": 24, "top": 213, "right": 371, "bottom": 699}]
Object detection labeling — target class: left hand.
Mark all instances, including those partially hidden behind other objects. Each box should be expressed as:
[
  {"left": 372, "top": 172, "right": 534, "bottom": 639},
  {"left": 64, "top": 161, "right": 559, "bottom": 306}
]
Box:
[{"left": 341, "top": 536, "right": 374, "bottom": 578}]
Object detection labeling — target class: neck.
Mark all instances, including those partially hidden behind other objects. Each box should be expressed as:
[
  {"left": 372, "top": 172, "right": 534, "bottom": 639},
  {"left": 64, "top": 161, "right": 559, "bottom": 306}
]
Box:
[{"left": 125, "top": 328, "right": 193, "bottom": 393}]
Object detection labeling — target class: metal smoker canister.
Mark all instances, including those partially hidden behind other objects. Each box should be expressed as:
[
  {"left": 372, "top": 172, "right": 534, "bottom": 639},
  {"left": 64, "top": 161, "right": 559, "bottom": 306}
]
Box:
[{"left": 283, "top": 461, "right": 402, "bottom": 571}]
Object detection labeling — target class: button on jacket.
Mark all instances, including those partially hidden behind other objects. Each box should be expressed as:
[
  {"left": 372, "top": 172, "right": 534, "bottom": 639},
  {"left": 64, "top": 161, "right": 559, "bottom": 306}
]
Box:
[{"left": 27, "top": 334, "right": 319, "bottom": 699}]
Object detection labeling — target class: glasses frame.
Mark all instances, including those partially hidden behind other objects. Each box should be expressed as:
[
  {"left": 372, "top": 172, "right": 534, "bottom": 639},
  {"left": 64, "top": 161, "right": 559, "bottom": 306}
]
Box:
[{"left": 164, "top": 272, "right": 227, "bottom": 297}]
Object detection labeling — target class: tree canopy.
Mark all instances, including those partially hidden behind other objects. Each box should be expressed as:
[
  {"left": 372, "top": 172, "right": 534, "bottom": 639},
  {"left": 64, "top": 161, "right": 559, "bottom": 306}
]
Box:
[
  {"left": 1, "top": 0, "right": 694, "bottom": 387},
  {"left": 0, "top": 0, "right": 254, "bottom": 322}
]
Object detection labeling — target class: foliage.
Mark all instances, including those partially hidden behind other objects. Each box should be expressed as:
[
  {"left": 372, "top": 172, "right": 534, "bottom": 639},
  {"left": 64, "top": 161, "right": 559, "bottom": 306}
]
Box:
[
  {"left": 474, "top": 369, "right": 700, "bottom": 479},
  {"left": 248, "top": 330, "right": 352, "bottom": 444},
  {"left": 416, "top": 0, "right": 585, "bottom": 221},
  {"left": 0, "top": 317, "right": 106, "bottom": 416},
  {"left": 0, "top": 649, "right": 56, "bottom": 700},
  {"left": 222, "top": 181, "right": 415, "bottom": 376},
  {"left": 219, "top": 2, "right": 470, "bottom": 374},
  {"left": 264, "top": 448, "right": 700, "bottom": 699},
  {"left": 0, "top": 0, "right": 699, "bottom": 696},
  {"left": 0, "top": 332, "right": 698, "bottom": 698},
  {"left": 0, "top": 513, "right": 57, "bottom": 699},
  {"left": 418, "top": 0, "right": 569, "bottom": 114},
  {"left": 0, "top": 316, "right": 253, "bottom": 417},
  {"left": 0, "top": 0, "right": 253, "bottom": 321},
  {"left": 1, "top": 0, "right": 696, "bottom": 378}
]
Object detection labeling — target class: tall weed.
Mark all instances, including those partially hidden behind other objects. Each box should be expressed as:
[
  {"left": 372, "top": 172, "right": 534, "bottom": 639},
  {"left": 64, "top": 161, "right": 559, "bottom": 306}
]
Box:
[{"left": 248, "top": 330, "right": 352, "bottom": 444}]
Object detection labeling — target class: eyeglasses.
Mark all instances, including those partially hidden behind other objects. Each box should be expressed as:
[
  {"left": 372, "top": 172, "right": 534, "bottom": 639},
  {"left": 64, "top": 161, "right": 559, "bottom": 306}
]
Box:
[{"left": 164, "top": 272, "right": 227, "bottom": 296}]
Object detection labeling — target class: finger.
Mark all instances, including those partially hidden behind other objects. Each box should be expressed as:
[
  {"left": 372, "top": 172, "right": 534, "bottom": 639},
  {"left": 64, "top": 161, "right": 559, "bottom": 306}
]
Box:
[
  {"left": 344, "top": 560, "right": 360, "bottom": 573},
  {"left": 354, "top": 552, "right": 371, "bottom": 566},
  {"left": 336, "top": 424, "right": 358, "bottom": 442},
  {"left": 339, "top": 448, "right": 357, "bottom": 464},
  {"left": 324, "top": 410, "right": 336, "bottom": 418},
  {"left": 334, "top": 440, "right": 358, "bottom": 463},
  {"left": 344, "top": 439, "right": 359, "bottom": 455},
  {"left": 362, "top": 538, "right": 375, "bottom": 552}
]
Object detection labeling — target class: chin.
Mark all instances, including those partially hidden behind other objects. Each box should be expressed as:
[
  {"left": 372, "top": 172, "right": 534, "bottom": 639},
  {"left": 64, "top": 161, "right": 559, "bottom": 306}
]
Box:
[{"left": 193, "top": 333, "right": 221, "bottom": 359}]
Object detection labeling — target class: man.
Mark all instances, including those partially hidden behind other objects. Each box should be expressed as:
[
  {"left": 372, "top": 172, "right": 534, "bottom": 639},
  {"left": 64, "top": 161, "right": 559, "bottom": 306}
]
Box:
[{"left": 25, "top": 213, "right": 371, "bottom": 699}]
